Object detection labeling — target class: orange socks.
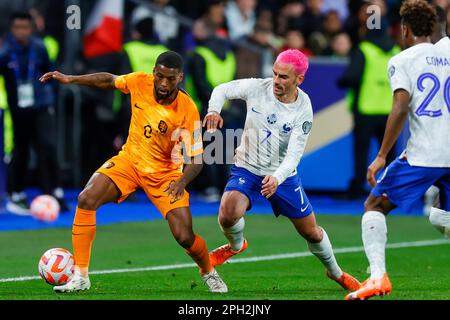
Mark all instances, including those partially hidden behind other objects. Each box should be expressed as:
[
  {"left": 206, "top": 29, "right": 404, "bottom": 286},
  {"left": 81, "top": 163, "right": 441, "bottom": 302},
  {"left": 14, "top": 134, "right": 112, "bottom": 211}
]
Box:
[
  {"left": 72, "top": 208, "right": 96, "bottom": 268},
  {"left": 185, "top": 234, "right": 213, "bottom": 275}
]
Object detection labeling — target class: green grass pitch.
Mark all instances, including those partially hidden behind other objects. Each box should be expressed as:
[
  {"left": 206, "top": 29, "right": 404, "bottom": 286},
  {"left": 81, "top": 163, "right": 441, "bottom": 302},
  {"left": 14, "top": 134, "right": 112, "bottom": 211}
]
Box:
[{"left": 0, "top": 214, "right": 449, "bottom": 300}]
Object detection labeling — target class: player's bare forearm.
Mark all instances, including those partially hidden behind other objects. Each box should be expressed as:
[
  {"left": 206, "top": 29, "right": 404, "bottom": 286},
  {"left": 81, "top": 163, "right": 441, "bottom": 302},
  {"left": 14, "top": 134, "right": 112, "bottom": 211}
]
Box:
[
  {"left": 67, "top": 73, "right": 117, "bottom": 90},
  {"left": 40, "top": 71, "right": 117, "bottom": 90},
  {"left": 181, "top": 160, "right": 203, "bottom": 186},
  {"left": 378, "top": 89, "right": 410, "bottom": 159}
]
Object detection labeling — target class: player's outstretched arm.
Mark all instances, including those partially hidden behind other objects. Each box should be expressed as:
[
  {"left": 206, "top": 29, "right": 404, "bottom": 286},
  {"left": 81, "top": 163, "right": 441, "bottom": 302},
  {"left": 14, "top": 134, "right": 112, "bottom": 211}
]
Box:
[
  {"left": 40, "top": 71, "right": 117, "bottom": 90},
  {"left": 367, "top": 89, "right": 409, "bottom": 187}
]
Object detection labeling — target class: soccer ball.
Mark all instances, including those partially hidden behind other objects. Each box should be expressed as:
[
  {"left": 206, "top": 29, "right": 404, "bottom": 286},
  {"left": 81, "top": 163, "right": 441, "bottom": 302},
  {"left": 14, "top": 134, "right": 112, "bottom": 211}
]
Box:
[
  {"left": 38, "top": 248, "right": 75, "bottom": 285},
  {"left": 30, "top": 195, "right": 60, "bottom": 222}
]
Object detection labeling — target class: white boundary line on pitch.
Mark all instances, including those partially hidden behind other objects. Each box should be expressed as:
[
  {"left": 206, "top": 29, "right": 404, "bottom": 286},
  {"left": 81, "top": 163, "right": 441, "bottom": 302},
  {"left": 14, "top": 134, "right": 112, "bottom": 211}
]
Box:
[{"left": 1, "top": 238, "right": 448, "bottom": 283}]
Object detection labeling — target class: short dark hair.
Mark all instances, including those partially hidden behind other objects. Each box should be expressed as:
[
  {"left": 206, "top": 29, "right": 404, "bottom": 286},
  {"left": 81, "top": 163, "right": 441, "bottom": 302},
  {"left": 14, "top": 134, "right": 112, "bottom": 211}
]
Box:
[
  {"left": 400, "top": 0, "right": 437, "bottom": 37},
  {"left": 9, "top": 11, "right": 33, "bottom": 25},
  {"left": 155, "top": 51, "right": 184, "bottom": 70}
]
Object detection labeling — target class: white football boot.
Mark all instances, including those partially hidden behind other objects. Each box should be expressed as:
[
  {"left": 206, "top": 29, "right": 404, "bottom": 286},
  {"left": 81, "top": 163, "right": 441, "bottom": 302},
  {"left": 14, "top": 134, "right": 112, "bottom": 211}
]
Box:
[
  {"left": 202, "top": 269, "right": 228, "bottom": 293},
  {"left": 54, "top": 271, "right": 91, "bottom": 293}
]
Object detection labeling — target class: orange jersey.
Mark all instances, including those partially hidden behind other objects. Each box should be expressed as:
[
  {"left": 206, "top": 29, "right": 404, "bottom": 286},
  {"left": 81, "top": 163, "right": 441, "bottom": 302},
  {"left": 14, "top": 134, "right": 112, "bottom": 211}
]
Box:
[{"left": 114, "top": 72, "right": 203, "bottom": 174}]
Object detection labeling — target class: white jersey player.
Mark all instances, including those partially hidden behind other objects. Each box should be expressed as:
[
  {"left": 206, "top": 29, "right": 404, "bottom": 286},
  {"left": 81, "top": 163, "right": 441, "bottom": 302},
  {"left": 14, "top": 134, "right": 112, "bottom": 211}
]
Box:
[
  {"left": 346, "top": 0, "right": 450, "bottom": 300},
  {"left": 202, "top": 49, "right": 361, "bottom": 292}
]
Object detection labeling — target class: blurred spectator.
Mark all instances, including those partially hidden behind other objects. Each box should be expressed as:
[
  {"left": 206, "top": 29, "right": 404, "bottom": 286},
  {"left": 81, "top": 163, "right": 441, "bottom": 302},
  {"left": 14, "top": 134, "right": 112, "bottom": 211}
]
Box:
[
  {"left": 325, "top": 32, "right": 352, "bottom": 57},
  {"left": 29, "top": 8, "right": 59, "bottom": 64},
  {"left": 125, "top": 17, "right": 169, "bottom": 74},
  {"left": 321, "top": 0, "right": 349, "bottom": 22},
  {"left": 184, "top": 0, "right": 229, "bottom": 51},
  {"left": 204, "top": 0, "right": 229, "bottom": 39},
  {"left": 279, "top": 29, "right": 313, "bottom": 57},
  {"left": 0, "top": 12, "right": 68, "bottom": 214},
  {"left": 432, "top": 5, "right": 448, "bottom": 43},
  {"left": 292, "top": 0, "right": 325, "bottom": 41},
  {"left": 311, "top": 9, "right": 344, "bottom": 55},
  {"left": 322, "top": 10, "right": 343, "bottom": 39},
  {"left": 277, "top": 0, "right": 305, "bottom": 36},
  {"left": 344, "top": 1, "right": 370, "bottom": 47},
  {"left": 131, "top": 0, "right": 182, "bottom": 52},
  {"left": 225, "top": 0, "right": 257, "bottom": 41},
  {"left": 337, "top": 25, "right": 400, "bottom": 199},
  {"left": 185, "top": 18, "right": 237, "bottom": 201},
  {"left": 186, "top": 19, "right": 235, "bottom": 117}
]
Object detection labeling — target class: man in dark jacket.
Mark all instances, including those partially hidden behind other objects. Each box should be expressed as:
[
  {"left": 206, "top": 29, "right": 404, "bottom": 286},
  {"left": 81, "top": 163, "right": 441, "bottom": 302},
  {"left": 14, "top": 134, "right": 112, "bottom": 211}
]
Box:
[{"left": 0, "top": 12, "right": 68, "bottom": 214}]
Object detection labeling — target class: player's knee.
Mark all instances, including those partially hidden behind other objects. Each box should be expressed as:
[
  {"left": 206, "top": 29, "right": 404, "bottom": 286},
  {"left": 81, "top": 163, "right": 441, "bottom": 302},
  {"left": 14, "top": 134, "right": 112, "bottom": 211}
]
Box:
[
  {"left": 219, "top": 202, "right": 244, "bottom": 228},
  {"left": 77, "top": 190, "right": 100, "bottom": 210},
  {"left": 302, "top": 227, "right": 322, "bottom": 243},
  {"left": 173, "top": 230, "right": 195, "bottom": 248}
]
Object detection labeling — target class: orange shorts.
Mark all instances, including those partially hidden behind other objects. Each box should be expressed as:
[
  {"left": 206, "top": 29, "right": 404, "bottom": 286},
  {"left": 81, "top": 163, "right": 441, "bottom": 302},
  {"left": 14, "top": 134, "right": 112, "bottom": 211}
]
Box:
[{"left": 96, "top": 154, "right": 189, "bottom": 217}]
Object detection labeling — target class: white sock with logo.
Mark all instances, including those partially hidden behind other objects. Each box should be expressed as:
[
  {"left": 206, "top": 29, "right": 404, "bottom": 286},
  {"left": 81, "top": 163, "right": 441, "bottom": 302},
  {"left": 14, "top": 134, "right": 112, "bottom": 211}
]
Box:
[
  {"left": 429, "top": 207, "right": 450, "bottom": 239},
  {"left": 307, "top": 227, "right": 343, "bottom": 279},
  {"left": 220, "top": 217, "right": 245, "bottom": 252},
  {"left": 362, "top": 211, "right": 387, "bottom": 280}
]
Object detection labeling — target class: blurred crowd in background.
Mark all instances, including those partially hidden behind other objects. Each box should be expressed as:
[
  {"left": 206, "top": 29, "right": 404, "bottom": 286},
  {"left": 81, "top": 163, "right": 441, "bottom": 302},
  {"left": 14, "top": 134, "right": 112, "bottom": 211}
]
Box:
[{"left": 0, "top": 0, "right": 449, "bottom": 212}]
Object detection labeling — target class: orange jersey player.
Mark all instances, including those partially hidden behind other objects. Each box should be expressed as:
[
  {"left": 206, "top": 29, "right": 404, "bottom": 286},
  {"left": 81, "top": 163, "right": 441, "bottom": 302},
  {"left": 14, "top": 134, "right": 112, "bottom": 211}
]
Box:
[{"left": 40, "top": 51, "right": 227, "bottom": 294}]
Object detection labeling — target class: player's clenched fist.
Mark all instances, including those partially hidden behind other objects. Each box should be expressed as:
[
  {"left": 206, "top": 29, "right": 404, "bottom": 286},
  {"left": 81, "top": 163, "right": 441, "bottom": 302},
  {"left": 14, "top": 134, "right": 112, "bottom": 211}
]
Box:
[
  {"left": 39, "top": 71, "right": 71, "bottom": 84},
  {"left": 202, "top": 111, "right": 223, "bottom": 133}
]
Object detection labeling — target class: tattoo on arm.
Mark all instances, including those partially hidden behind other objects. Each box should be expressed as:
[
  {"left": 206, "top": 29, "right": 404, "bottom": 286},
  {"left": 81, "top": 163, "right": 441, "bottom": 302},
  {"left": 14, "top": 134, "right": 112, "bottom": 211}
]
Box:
[{"left": 68, "top": 72, "right": 117, "bottom": 90}]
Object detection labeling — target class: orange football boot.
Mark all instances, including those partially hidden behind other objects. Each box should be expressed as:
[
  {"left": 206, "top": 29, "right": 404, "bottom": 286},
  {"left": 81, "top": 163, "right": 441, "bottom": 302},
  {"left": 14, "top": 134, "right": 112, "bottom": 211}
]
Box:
[
  {"left": 209, "top": 239, "right": 248, "bottom": 267},
  {"left": 327, "top": 271, "right": 361, "bottom": 291},
  {"left": 345, "top": 273, "right": 392, "bottom": 300}
]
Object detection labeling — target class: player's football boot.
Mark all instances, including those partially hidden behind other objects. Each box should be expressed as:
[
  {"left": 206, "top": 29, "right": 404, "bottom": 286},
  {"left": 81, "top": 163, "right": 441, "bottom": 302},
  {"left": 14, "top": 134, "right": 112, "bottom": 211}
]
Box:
[
  {"left": 326, "top": 271, "right": 361, "bottom": 291},
  {"left": 209, "top": 239, "right": 248, "bottom": 267},
  {"left": 345, "top": 273, "right": 392, "bottom": 300},
  {"left": 202, "top": 269, "right": 228, "bottom": 293},
  {"left": 53, "top": 272, "right": 91, "bottom": 293}
]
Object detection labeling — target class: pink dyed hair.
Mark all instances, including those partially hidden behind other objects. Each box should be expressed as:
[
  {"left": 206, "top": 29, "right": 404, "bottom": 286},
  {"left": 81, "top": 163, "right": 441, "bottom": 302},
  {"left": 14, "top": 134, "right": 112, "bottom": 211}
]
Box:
[{"left": 275, "top": 49, "right": 309, "bottom": 76}]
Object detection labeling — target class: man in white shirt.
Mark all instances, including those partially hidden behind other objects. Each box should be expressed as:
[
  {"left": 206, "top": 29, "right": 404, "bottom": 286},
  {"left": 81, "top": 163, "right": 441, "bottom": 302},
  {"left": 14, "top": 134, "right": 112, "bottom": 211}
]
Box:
[
  {"left": 346, "top": 0, "right": 450, "bottom": 300},
  {"left": 203, "top": 49, "right": 361, "bottom": 292}
]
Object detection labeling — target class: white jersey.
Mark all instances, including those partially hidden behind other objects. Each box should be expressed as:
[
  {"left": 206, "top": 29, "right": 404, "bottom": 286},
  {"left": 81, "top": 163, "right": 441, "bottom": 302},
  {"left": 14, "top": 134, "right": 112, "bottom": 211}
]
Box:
[
  {"left": 434, "top": 36, "right": 450, "bottom": 50},
  {"left": 208, "top": 78, "right": 313, "bottom": 185},
  {"left": 387, "top": 42, "right": 450, "bottom": 168}
]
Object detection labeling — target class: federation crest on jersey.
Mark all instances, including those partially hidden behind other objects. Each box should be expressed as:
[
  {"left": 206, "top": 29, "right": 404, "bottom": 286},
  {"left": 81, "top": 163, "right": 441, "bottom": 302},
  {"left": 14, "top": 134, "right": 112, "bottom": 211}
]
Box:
[
  {"left": 158, "top": 120, "right": 168, "bottom": 134},
  {"left": 388, "top": 65, "right": 395, "bottom": 79},
  {"left": 281, "top": 123, "right": 293, "bottom": 135},
  {"left": 267, "top": 113, "right": 277, "bottom": 125},
  {"left": 302, "top": 121, "right": 312, "bottom": 135}
]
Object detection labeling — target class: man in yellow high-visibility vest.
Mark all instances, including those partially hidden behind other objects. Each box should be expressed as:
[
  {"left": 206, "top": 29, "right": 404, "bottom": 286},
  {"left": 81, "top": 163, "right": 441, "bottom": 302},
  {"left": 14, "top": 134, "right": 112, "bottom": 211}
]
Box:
[{"left": 337, "top": 24, "right": 400, "bottom": 199}]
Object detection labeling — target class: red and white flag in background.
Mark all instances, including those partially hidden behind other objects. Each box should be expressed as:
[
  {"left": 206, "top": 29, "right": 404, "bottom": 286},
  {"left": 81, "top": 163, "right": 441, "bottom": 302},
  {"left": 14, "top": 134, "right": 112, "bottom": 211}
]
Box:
[{"left": 83, "top": 0, "right": 124, "bottom": 59}]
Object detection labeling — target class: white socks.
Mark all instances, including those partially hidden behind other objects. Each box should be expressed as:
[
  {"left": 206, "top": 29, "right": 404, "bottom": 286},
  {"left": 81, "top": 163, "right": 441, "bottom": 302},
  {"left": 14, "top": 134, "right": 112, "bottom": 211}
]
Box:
[
  {"left": 220, "top": 217, "right": 245, "bottom": 252},
  {"left": 307, "top": 227, "right": 343, "bottom": 279},
  {"left": 362, "top": 211, "right": 387, "bottom": 279},
  {"left": 429, "top": 207, "right": 450, "bottom": 239}
]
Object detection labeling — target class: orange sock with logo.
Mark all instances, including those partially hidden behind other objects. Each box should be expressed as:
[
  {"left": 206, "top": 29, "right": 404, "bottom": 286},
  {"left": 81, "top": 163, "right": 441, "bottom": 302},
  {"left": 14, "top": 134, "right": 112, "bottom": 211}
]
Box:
[
  {"left": 185, "top": 234, "right": 213, "bottom": 275},
  {"left": 72, "top": 208, "right": 96, "bottom": 268}
]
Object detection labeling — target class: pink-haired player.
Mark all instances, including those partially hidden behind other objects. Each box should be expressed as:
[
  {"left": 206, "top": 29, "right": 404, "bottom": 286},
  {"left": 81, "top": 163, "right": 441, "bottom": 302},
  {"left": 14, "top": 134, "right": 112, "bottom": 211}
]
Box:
[{"left": 202, "top": 49, "right": 361, "bottom": 291}]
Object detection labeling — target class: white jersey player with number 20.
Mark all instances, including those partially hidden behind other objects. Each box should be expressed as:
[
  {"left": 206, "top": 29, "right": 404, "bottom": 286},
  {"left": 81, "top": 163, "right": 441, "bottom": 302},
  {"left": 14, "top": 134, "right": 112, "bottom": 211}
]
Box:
[{"left": 346, "top": 0, "right": 450, "bottom": 301}]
